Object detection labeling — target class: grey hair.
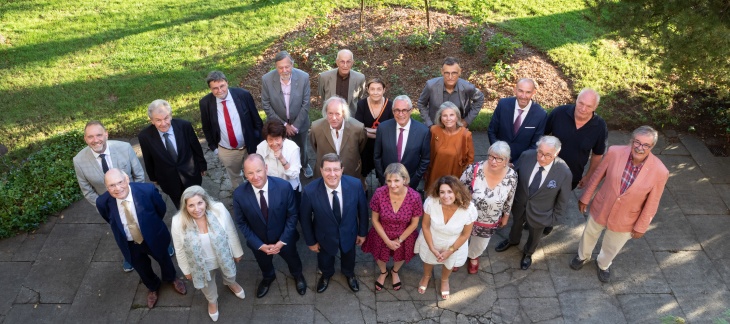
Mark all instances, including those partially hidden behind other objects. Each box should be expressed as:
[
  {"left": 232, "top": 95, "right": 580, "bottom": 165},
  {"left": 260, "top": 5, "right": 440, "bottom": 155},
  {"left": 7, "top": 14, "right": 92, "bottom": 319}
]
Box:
[
  {"left": 84, "top": 120, "right": 106, "bottom": 132},
  {"left": 321, "top": 96, "right": 350, "bottom": 119},
  {"left": 516, "top": 78, "right": 537, "bottom": 90},
  {"left": 577, "top": 88, "right": 601, "bottom": 106},
  {"left": 205, "top": 71, "right": 227, "bottom": 86},
  {"left": 536, "top": 135, "right": 562, "bottom": 153},
  {"left": 488, "top": 141, "right": 511, "bottom": 162},
  {"left": 384, "top": 163, "right": 410, "bottom": 184},
  {"left": 392, "top": 95, "right": 413, "bottom": 109},
  {"left": 434, "top": 101, "right": 464, "bottom": 128},
  {"left": 320, "top": 152, "right": 342, "bottom": 168},
  {"left": 337, "top": 49, "right": 354, "bottom": 61},
  {"left": 274, "top": 51, "right": 294, "bottom": 65},
  {"left": 147, "top": 99, "right": 172, "bottom": 118},
  {"left": 631, "top": 125, "right": 659, "bottom": 146},
  {"left": 176, "top": 185, "right": 219, "bottom": 231}
]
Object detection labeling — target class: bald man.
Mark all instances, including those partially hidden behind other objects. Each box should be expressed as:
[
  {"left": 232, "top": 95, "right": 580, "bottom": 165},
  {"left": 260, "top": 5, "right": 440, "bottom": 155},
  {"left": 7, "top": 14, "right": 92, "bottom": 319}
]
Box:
[{"left": 318, "top": 49, "right": 366, "bottom": 115}]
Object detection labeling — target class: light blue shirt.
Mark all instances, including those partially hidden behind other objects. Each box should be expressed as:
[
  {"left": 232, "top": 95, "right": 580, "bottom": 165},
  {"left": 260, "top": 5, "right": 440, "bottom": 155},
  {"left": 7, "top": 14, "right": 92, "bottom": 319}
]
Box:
[{"left": 157, "top": 126, "right": 178, "bottom": 154}]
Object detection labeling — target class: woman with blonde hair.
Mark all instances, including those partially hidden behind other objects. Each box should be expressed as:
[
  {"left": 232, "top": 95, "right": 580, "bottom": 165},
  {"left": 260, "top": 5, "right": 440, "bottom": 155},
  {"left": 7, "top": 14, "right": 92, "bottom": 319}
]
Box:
[{"left": 171, "top": 186, "right": 244, "bottom": 322}]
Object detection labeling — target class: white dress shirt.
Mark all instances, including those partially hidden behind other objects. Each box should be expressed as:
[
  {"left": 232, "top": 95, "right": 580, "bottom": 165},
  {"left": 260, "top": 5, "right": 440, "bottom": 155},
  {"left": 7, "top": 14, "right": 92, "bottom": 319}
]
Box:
[
  {"left": 93, "top": 146, "right": 113, "bottom": 170},
  {"left": 528, "top": 160, "right": 554, "bottom": 189},
  {"left": 157, "top": 126, "right": 178, "bottom": 153},
  {"left": 326, "top": 182, "right": 343, "bottom": 215},
  {"left": 253, "top": 180, "right": 270, "bottom": 210},
  {"left": 216, "top": 91, "right": 245, "bottom": 149},
  {"left": 513, "top": 100, "right": 533, "bottom": 124},
  {"left": 256, "top": 139, "right": 302, "bottom": 191},
  {"left": 329, "top": 123, "right": 345, "bottom": 155}
]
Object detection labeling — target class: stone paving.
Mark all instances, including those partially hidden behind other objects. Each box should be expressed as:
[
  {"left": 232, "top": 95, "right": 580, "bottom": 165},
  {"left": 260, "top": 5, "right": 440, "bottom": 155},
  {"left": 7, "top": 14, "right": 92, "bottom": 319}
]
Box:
[{"left": 1, "top": 130, "right": 729, "bottom": 323}]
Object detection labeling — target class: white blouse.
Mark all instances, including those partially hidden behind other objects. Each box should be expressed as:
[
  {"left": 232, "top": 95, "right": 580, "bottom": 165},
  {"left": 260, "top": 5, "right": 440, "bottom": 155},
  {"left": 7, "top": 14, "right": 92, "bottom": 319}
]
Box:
[{"left": 256, "top": 139, "right": 302, "bottom": 191}]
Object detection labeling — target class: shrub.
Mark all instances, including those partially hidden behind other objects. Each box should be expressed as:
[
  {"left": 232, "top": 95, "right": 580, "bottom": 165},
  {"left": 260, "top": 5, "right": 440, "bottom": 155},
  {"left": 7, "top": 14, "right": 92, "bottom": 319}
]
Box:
[
  {"left": 485, "top": 33, "right": 521, "bottom": 65},
  {"left": 462, "top": 26, "right": 483, "bottom": 54},
  {"left": 405, "top": 28, "right": 447, "bottom": 50},
  {"left": 492, "top": 60, "right": 516, "bottom": 84},
  {"left": 0, "top": 131, "right": 85, "bottom": 238}
]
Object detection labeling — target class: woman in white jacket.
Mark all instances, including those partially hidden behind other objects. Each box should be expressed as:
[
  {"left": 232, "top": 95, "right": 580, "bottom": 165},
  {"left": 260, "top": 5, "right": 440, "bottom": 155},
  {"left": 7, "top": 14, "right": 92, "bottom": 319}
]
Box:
[{"left": 172, "top": 186, "right": 244, "bottom": 322}]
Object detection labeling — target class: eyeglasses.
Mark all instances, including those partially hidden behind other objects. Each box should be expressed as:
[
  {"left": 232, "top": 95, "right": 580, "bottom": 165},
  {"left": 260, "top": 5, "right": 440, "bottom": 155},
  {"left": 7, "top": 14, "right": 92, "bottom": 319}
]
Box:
[
  {"left": 487, "top": 155, "right": 505, "bottom": 163},
  {"left": 393, "top": 108, "right": 412, "bottom": 115},
  {"left": 632, "top": 140, "right": 653, "bottom": 150},
  {"left": 442, "top": 71, "right": 460, "bottom": 77},
  {"left": 537, "top": 151, "right": 555, "bottom": 159},
  {"left": 322, "top": 167, "right": 343, "bottom": 174}
]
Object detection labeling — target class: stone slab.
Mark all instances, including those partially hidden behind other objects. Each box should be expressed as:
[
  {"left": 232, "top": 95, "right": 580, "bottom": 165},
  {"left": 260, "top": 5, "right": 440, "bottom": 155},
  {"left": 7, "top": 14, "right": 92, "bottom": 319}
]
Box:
[
  {"left": 716, "top": 184, "right": 730, "bottom": 210},
  {"left": 11, "top": 233, "right": 48, "bottom": 262},
  {"left": 672, "top": 284, "right": 730, "bottom": 324},
  {"left": 558, "top": 290, "right": 626, "bottom": 323},
  {"left": 643, "top": 194, "right": 701, "bottom": 252},
  {"left": 376, "top": 301, "right": 422, "bottom": 323},
  {"left": 714, "top": 258, "right": 730, "bottom": 286},
  {"left": 607, "top": 130, "right": 631, "bottom": 146},
  {"left": 65, "top": 261, "right": 140, "bottom": 323},
  {"left": 546, "top": 257, "right": 602, "bottom": 294},
  {"left": 57, "top": 199, "right": 106, "bottom": 224},
  {"left": 604, "top": 239, "right": 670, "bottom": 294},
  {"left": 701, "top": 160, "right": 730, "bottom": 184},
  {"left": 0, "top": 234, "right": 26, "bottom": 262},
  {"left": 655, "top": 251, "right": 725, "bottom": 288},
  {"left": 617, "top": 294, "right": 685, "bottom": 323},
  {"left": 126, "top": 307, "right": 190, "bottom": 324},
  {"left": 22, "top": 223, "right": 105, "bottom": 303},
  {"left": 438, "top": 272, "right": 496, "bottom": 316},
  {"left": 248, "top": 304, "right": 314, "bottom": 324},
  {"left": 3, "top": 304, "right": 69, "bottom": 323},
  {"left": 688, "top": 216, "right": 730, "bottom": 259},
  {"left": 679, "top": 134, "right": 716, "bottom": 167},
  {"left": 313, "top": 276, "right": 364, "bottom": 323},
  {"left": 520, "top": 297, "right": 561, "bottom": 322},
  {"left": 185, "top": 288, "right": 253, "bottom": 324},
  {"left": 659, "top": 141, "right": 690, "bottom": 155},
  {"left": 0, "top": 262, "right": 32, "bottom": 316},
  {"left": 92, "top": 231, "right": 125, "bottom": 262}
]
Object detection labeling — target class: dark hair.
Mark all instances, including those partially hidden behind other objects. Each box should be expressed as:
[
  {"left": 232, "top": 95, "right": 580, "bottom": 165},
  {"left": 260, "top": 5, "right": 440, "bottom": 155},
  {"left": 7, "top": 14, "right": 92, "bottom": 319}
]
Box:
[
  {"left": 206, "top": 71, "right": 227, "bottom": 86},
  {"left": 320, "top": 153, "right": 342, "bottom": 168},
  {"left": 443, "top": 57, "right": 460, "bottom": 67},
  {"left": 366, "top": 77, "right": 386, "bottom": 91},
  {"left": 262, "top": 119, "right": 287, "bottom": 139},
  {"left": 428, "top": 175, "right": 471, "bottom": 209},
  {"left": 274, "top": 51, "right": 294, "bottom": 64}
]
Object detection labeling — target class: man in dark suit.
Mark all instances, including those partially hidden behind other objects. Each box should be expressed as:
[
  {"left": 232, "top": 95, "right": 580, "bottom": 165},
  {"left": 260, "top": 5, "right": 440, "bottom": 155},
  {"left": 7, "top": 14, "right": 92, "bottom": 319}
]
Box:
[
  {"left": 494, "top": 136, "right": 572, "bottom": 270},
  {"left": 138, "top": 99, "right": 207, "bottom": 209},
  {"left": 96, "top": 169, "right": 186, "bottom": 309},
  {"left": 309, "top": 96, "right": 367, "bottom": 180},
  {"left": 417, "top": 57, "right": 484, "bottom": 128},
  {"left": 261, "top": 51, "right": 313, "bottom": 178},
  {"left": 373, "top": 95, "right": 430, "bottom": 189},
  {"left": 200, "top": 71, "right": 263, "bottom": 189},
  {"left": 488, "top": 78, "right": 547, "bottom": 164},
  {"left": 232, "top": 154, "right": 306, "bottom": 298},
  {"left": 300, "top": 153, "right": 369, "bottom": 293}
]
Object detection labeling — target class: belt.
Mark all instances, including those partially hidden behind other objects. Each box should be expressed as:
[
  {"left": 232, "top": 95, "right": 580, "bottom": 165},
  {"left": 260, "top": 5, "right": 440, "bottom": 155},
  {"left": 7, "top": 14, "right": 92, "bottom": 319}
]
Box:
[{"left": 218, "top": 144, "right": 246, "bottom": 151}]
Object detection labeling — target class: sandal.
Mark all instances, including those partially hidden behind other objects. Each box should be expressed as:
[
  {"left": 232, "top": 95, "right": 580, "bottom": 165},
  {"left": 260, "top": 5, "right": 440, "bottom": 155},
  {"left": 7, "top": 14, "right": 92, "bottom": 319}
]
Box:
[
  {"left": 440, "top": 279, "right": 450, "bottom": 300},
  {"left": 417, "top": 275, "right": 431, "bottom": 294},
  {"left": 374, "top": 269, "right": 388, "bottom": 291},
  {"left": 391, "top": 268, "right": 402, "bottom": 291}
]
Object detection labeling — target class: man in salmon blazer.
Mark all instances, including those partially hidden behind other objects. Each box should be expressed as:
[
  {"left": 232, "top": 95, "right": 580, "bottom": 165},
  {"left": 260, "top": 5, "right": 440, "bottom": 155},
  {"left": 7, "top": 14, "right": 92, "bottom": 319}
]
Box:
[{"left": 570, "top": 126, "right": 669, "bottom": 283}]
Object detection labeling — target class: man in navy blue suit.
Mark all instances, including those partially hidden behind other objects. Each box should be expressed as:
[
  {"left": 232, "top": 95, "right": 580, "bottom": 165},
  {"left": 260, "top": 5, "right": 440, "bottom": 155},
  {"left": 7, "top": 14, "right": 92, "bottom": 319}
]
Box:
[
  {"left": 487, "top": 78, "right": 547, "bottom": 165},
  {"left": 373, "top": 95, "right": 430, "bottom": 189},
  {"left": 96, "top": 169, "right": 187, "bottom": 309},
  {"left": 233, "top": 154, "right": 306, "bottom": 298},
  {"left": 300, "top": 153, "right": 369, "bottom": 293}
]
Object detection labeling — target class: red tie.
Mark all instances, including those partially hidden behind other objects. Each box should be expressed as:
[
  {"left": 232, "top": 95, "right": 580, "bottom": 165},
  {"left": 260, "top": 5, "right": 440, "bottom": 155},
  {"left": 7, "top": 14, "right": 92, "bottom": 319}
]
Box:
[
  {"left": 396, "top": 127, "right": 405, "bottom": 162},
  {"left": 221, "top": 100, "right": 238, "bottom": 148}
]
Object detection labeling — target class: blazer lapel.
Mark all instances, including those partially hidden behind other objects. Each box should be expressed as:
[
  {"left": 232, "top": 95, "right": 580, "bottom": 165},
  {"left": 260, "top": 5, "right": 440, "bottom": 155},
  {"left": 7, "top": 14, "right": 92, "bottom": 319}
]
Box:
[
  {"left": 149, "top": 126, "right": 173, "bottom": 164},
  {"left": 456, "top": 80, "right": 468, "bottom": 112},
  {"left": 347, "top": 74, "right": 357, "bottom": 103},
  {"left": 110, "top": 200, "right": 126, "bottom": 235},
  {"left": 433, "top": 81, "right": 444, "bottom": 109},
  {"left": 87, "top": 149, "right": 104, "bottom": 177},
  {"left": 172, "top": 122, "right": 184, "bottom": 163},
  {"left": 614, "top": 146, "right": 631, "bottom": 195},
  {"left": 622, "top": 152, "right": 654, "bottom": 196}
]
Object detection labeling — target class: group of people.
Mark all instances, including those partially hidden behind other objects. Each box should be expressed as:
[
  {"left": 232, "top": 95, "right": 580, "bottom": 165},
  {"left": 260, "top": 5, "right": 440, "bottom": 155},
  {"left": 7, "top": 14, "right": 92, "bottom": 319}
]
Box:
[{"left": 72, "top": 48, "right": 670, "bottom": 322}]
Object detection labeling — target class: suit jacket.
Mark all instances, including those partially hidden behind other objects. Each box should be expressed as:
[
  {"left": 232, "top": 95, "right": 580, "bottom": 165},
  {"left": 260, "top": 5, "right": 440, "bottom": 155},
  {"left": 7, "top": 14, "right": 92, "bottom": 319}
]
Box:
[
  {"left": 73, "top": 140, "right": 145, "bottom": 206},
  {"left": 511, "top": 150, "right": 573, "bottom": 227},
  {"left": 96, "top": 183, "right": 169, "bottom": 263},
  {"left": 580, "top": 146, "right": 669, "bottom": 233},
  {"left": 138, "top": 118, "right": 207, "bottom": 200},
  {"left": 199, "top": 87, "right": 263, "bottom": 152},
  {"left": 300, "top": 175, "right": 368, "bottom": 256},
  {"left": 317, "top": 69, "right": 366, "bottom": 115},
  {"left": 487, "top": 97, "right": 547, "bottom": 164},
  {"left": 417, "top": 77, "right": 485, "bottom": 127},
  {"left": 232, "top": 176, "right": 299, "bottom": 251},
  {"left": 373, "top": 118, "right": 431, "bottom": 188},
  {"left": 309, "top": 117, "right": 367, "bottom": 179},
  {"left": 261, "top": 68, "right": 311, "bottom": 132}
]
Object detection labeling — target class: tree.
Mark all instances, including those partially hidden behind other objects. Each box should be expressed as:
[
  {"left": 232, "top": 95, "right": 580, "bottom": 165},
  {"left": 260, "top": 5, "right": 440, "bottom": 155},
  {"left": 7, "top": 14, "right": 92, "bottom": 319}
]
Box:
[{"left": 589, "top": 0, "right": 730, "bottom": 96}]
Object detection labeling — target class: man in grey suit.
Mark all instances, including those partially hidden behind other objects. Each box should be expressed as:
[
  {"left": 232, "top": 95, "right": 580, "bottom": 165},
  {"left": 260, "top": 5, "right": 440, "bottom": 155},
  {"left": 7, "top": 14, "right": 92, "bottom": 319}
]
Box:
[
  {"left": 317, "top": 49, "right": 366, "bottom": 116},
  {"left": 261, "top": 51, "right": 313, "bottom": 178},
  {"left": 73, "top": 120, "right": 144, "bottom": 272},
  {"left": 417, "top": 57, "right": 484, "bottom": 128},
  {"left": 494, "top": 135, "right": 572, "bottom": 270}
]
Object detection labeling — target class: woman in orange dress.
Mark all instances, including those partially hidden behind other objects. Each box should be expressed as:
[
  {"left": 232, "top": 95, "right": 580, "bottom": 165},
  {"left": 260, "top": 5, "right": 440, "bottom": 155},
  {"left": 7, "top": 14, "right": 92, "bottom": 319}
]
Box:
[{"left": 425, "top": 101, "right": 475, "bottom": 190}]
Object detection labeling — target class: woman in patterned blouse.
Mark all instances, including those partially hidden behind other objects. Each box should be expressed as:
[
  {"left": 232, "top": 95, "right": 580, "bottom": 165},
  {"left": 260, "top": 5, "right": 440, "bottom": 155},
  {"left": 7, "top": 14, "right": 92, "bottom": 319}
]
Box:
[{"left": 458, "top": 141, "right": 517, "bottom": 274}]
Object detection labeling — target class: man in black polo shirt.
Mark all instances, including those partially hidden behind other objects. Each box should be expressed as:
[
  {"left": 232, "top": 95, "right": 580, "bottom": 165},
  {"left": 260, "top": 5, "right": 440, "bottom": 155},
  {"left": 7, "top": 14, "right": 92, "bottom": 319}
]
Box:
[{"left": 542, "top": 88, "right": 607, "bottom": 235}]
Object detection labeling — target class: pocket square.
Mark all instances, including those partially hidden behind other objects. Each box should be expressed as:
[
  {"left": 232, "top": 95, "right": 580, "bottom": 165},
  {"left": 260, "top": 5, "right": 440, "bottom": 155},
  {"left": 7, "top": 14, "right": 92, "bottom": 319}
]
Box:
[
  {"left": 547, "top": 180, "right": 557, "bottom": 189},
  {"left": 525, "top": 126, "right": 535, "bottom": 129}
]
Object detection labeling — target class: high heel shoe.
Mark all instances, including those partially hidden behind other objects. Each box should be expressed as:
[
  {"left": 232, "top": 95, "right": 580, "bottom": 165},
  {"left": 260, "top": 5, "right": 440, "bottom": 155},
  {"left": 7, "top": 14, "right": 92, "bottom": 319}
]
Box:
[
  {"left": 374, "top": 269, "right": 388, "bottom": 291},
  {"left": 208, "top": 302, "right": 219, "bottom": 322},
  {"left": 391, "top": 268, "right": 402, "bottom": 291},
  {"left": 440, "top": 279, "right": 450, "bottom": 300},
  {"left": 417, "top": 275, "right": 431, "bottom": 294}
]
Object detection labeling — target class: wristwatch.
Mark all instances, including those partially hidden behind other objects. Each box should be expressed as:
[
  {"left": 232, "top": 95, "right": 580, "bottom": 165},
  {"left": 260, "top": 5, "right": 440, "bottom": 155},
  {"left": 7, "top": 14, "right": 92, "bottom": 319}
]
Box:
[{"left": 448, "top": 246, "right": 455, "bottom": 252}]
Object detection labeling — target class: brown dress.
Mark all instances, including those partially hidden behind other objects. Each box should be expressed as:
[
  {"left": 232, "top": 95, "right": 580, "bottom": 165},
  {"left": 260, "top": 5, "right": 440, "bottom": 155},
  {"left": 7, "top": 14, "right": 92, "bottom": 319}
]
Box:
[{"left": 425, "top": 126, "right": 474, "bottom": 190}]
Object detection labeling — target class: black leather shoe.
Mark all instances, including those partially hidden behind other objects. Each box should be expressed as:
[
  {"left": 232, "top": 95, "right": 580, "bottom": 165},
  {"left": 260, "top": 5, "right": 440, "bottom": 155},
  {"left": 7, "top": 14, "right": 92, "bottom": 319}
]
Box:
[
  {"left": 543, "top": 226, "right": 554, "bottom": 236},
  {"left": 569, "top": 255, "right": 590, "bottom": 270},
  {"left": 520, "top": 254, "right": 532, "bottom": 270},
  {"left": 596, "top": 264, "right": 610, "bottom": 283},
  {"left": 316, "top": 276, "right": 330, "bottom": 293},
  {"left": 256, "top": 277, "right": 275, "bottom": 298},
  {"left": 495, "top": 239, "right": 518, "bottom": 252},
  {"left": 295, "top": 275, "right": 307, "bottom": 295},
  {"left": 346, "top": 276, "right": 359, "bottom": 292}
]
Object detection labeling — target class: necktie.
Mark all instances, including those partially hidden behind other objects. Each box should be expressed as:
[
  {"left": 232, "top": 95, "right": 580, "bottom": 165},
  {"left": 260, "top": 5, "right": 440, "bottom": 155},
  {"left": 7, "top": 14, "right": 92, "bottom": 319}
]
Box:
[
  {"left": 331, "top": 190, "right": 341, "bottom": 222},
  {"left": 513, "top": 109, "right": 524, "bottom": 135},
  {"left": 396, "top": 127, "right": 405, "bottom": 162},
  {"left": 335, "top": 129, "right": 339, "bottom": 139},
  {"left": 163, "top": 133, "right": 178, "bottom": 162},
  {"left": 529, "top": 166, "right": 544, "bottom": 196},
  {"left": 121, "top": 201, "right": 144, "bottom": 244},
  {"left": 259, "top": 190, "right": 268, "bottom": 222},
  {"left": 99, "top": 153, "right": 109, "bottom": 174},
  {"left": 221, "top": 100, "right": 238, "bottom": 148}
]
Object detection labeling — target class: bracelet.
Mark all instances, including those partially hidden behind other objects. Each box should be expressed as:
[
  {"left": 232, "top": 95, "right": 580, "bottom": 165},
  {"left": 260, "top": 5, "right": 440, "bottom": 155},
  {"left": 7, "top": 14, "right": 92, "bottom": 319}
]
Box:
[
  {"left": 396, "top": 237, "right": 403, "bottom": 243},
  {"left": 448, "top": 245, "right": 455, "bottom": 252},
  {"left": 281, "top": 160, "right": 288, "bottom": 166}
]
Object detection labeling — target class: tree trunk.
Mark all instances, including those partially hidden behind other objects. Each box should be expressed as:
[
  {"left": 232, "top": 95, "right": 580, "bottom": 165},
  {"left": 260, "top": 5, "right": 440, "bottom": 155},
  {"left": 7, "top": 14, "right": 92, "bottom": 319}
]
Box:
[{"left": 425, "top": 0, "right": 431, "bottom": 33}]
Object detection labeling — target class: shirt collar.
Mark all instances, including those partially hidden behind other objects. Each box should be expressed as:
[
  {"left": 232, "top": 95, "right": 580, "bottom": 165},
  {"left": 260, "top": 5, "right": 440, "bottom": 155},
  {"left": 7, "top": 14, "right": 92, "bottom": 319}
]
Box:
[
  {"left": 217, "top": 91, "right": 233, "bottom": 104},
  {"left": 325, "top": 181, "right": 343, "bottom": 193},
  {"left": 330, "top": 121, "right": 345, "bottom": 132},
  {"left": 253, "top": 178, "right": 270, "bottom": 193},
  {"left": 397, "top": 118, "right": 412, "bottom": 131},
  {"left": 92, "top": 145, "right": 111, "bottom": 159},
  {"left": 157, "top": 125, "right": 174, "bottom": 138},
  {"left": 515, "top": 99, "right": 533, "bottom": 113}
]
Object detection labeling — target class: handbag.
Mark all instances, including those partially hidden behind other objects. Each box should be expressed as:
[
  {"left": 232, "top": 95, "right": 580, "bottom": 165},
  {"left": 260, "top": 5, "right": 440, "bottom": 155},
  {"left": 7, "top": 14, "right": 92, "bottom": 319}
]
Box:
[{"left": 469, "top": 162, "right": 502, "bottom": 237}]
